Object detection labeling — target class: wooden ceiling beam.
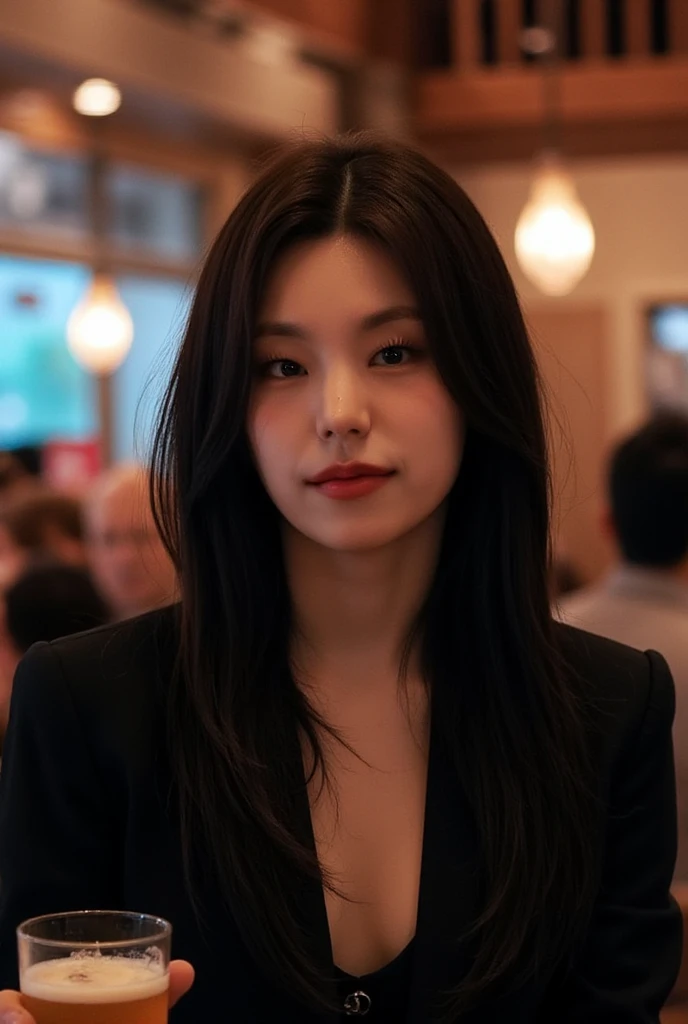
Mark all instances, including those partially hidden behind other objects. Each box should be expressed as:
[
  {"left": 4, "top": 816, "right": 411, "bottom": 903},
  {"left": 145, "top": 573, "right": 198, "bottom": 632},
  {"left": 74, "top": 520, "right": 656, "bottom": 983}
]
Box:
[
  {"left": 417, "top": 113, "right": 688, "bottom": 166},
  {"left": 416, "top": 58, "right": 688, "bottom": 132}
]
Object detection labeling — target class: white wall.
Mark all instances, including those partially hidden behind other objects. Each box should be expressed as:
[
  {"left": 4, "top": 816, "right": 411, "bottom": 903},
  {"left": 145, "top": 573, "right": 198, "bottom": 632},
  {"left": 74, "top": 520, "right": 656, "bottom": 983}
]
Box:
[{"left": 455, "top": 154, "right": 688, "bottom": 442}]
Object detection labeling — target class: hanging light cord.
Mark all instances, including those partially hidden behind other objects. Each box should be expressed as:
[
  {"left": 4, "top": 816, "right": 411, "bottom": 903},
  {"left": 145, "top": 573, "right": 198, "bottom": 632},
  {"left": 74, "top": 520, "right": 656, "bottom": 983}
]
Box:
[
  {"left": 541, "top": 26, "right": 562, "bottom": 154},
  {"left": 520, "top": 0, "right": 564, "bottom": 156},
  {"left": 87, "top": 122, "right": 108, "bottom": 276}
]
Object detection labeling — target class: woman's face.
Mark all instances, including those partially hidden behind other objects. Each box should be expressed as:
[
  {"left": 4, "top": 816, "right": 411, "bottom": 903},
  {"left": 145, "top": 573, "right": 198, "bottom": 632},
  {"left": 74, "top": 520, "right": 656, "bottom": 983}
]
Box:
[{"left": 248, "top": 235, "right": 464, "bottom": 553}]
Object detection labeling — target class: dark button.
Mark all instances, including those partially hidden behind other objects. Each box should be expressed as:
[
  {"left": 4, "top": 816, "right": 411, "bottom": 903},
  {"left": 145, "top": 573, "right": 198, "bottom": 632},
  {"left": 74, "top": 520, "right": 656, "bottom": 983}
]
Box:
[{"left": 344, "top": 990, "right": 372, "bottom": 1016}]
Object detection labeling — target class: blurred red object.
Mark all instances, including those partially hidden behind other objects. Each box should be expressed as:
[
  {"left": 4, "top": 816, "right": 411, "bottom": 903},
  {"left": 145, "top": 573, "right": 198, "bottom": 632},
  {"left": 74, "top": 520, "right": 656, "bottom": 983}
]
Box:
[{"left": 42, "top": 439, "right": 101, "bottom": 495}]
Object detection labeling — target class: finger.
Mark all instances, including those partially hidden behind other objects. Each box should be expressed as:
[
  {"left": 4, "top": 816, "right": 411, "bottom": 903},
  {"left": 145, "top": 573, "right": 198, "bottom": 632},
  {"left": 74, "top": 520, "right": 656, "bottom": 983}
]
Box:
[
  {"left": 168, "top": 960, "right": 195, "bottom": 1008},
  {"left": 0, "top": 988, "right": 33, "bottom": 1023}
]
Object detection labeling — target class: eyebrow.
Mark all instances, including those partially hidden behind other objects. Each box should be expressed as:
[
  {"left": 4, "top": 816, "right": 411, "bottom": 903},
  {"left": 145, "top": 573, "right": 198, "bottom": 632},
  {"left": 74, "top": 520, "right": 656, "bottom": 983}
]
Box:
[{"left": 255, "top": 304, "right": 422, "bottom": 340}]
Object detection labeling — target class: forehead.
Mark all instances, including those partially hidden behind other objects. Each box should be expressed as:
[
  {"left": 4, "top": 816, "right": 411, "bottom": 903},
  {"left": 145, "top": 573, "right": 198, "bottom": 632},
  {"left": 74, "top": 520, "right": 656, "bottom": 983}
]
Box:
[{"left": 259, "top": 235, "right": 415, "bottom": 322}]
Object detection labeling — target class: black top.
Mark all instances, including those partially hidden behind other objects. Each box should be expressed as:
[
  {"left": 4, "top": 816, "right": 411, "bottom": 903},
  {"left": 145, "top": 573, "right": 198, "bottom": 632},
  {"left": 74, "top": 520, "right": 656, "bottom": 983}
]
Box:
[
  {"left": 0, "top": 606, "right": 681, "bottom": 1022},
  {"left": 335, "top": 941, "right": 414, "bottom": 1020}
]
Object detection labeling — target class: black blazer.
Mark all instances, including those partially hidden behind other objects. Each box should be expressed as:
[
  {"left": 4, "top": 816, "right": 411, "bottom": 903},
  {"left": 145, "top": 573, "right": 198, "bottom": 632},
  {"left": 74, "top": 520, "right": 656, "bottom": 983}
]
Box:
[{"left": 0, "top": 606, "right": 681, "bottom": 1022}]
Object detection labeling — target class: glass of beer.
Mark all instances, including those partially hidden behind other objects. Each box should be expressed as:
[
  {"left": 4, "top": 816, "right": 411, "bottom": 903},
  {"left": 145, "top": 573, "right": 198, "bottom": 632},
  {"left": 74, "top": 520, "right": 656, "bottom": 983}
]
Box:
[{"left": 17, "top": 910, "right": 171, "bottom": 1024}]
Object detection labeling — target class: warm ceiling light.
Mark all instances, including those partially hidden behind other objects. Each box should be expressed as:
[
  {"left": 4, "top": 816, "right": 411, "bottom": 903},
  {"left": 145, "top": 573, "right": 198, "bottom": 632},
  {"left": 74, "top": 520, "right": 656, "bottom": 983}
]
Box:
[
  {"left": 72, "top": 79, "right": 122, "bottom": 117},
  {"left": 67, "top": 274, "right": 133, "bottom": 374},
  {"left": 514, "top": 156, "right": 595, "bottom": 297}
]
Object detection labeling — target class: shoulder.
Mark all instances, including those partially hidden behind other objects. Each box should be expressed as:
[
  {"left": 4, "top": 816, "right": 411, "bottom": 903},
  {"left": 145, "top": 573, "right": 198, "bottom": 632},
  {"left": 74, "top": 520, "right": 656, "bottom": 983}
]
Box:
[
  {"left": 11, "top": 604, "right": 180, "bottom": 732},
  {"left": 554, "top": 621, "right": 675, "bottom": 765},
  {"left": 23, "top": 603, "right": 178, "bottom": 675}
]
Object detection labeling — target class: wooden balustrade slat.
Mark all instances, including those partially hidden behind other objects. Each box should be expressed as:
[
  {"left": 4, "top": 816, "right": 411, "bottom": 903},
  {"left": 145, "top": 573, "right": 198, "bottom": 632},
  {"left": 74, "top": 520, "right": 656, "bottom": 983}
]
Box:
[
  {"left": 626, "top": 0, "right": 651, "bottom": 57},
  {"left": 533, "top": 0, "right": 569, "bottom": 62},
  {"left": 669, "top": 0, "right": 688, "bottom": 54},
  {"left": 496, "top": 0, "right": 521, "bottom": 64},
  {"left": 451, "top": 0, "right": 481, "bottom": 70},
  {"left": 581, "top": 0, "right": 607, "bottom": 58}
]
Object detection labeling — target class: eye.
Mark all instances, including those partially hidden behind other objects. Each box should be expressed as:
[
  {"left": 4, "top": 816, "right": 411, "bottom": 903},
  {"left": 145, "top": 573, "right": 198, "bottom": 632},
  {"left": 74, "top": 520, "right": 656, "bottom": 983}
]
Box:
[
  {"left": 370, "top": 342, "right": 420, "bottom": 367},
  {"left": 260, "top": 358, "right": 306, "bottom": 379}
]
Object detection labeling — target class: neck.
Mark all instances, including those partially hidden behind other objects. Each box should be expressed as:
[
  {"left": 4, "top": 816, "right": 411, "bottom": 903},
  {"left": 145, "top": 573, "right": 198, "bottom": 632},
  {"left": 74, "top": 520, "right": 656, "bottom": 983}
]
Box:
[{"left": 284, "top": 508, "right": 446, "bottom": 694}]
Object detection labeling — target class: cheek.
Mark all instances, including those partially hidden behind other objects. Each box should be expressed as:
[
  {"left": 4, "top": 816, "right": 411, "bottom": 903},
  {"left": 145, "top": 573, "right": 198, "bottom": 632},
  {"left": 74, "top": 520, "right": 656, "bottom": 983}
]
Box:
[
  {"left": 400, "top": 385, "right": 464, "bottom": 482},
  {"left": 247, "top": 394, "right": 296, "bottom": 489}
]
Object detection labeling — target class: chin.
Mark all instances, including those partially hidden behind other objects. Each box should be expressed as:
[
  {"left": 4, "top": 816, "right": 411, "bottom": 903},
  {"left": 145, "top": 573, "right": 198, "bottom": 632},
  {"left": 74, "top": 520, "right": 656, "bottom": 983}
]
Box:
[{"left": 303, "top": 520, "right": 417, "bottom": 554}]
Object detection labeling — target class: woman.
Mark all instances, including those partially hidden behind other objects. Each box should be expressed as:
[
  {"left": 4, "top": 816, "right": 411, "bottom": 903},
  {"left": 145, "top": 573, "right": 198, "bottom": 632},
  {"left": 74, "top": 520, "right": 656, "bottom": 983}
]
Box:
[{"left": 0, "top": 135, "right": 680, "bottom": 1023}]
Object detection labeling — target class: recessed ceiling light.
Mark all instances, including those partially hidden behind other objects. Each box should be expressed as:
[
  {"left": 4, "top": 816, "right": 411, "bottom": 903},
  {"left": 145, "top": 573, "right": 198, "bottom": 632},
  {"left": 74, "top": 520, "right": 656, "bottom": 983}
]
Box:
[{"left": 72, "top": 78, "right": 122, "bottom": 117}]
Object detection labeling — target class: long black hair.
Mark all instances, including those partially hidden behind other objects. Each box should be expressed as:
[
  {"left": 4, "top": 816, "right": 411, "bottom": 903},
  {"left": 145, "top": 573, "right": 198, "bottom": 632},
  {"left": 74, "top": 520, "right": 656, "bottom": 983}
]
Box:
[{"left": 151, "top": 133, "right": 598, "bottom": 1016}]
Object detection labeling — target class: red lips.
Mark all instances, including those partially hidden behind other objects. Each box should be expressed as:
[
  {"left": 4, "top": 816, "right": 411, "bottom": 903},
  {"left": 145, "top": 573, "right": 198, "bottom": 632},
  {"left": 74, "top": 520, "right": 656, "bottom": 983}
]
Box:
[{"left": 306, "top": 462, "right": 393, "bottom": 485}]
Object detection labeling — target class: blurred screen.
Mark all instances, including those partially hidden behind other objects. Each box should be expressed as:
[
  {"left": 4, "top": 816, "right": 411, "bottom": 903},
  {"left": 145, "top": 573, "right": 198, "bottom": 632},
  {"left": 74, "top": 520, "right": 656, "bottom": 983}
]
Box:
[
  {"left": 649, "top": 304, "right": 688, "bottom": 353},
  {"left": 647, "top": 303, "right": 688, "bottom": 412}
]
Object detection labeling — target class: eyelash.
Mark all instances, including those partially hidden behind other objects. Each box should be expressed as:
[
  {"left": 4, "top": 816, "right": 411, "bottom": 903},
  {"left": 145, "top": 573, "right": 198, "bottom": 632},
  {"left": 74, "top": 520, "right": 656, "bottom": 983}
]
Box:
[
  {"left": 371, "top": 338, "right": 419, "bottom": 363},
  {"left": 258, "top": 338, "right": 423, "bottom": 377}
]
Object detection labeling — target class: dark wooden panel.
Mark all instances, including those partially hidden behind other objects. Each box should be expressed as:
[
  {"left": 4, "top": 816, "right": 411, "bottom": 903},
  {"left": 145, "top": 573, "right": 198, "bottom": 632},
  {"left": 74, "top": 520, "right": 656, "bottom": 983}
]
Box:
[
  {"left": 580, "top": 0, "right": 606, "bottom": 57},
  {"left": 451, "top": 0, "right": 481, "bottom": 69},
  {"left": 496, "top": 0, "right": 522, "bottom": 64},
  {"left": 669, "top": 0, "right": 688, "bottom": 53},
  {"left": 626, "top": 0, "right": 652, "bottom": 56}
]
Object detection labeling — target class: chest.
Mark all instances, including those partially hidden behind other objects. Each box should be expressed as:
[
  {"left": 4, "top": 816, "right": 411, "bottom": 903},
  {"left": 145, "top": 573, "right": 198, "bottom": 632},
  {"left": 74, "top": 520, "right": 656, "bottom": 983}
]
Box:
[{"left": 306, "top": 686, "right": 429, "bottom": 976}]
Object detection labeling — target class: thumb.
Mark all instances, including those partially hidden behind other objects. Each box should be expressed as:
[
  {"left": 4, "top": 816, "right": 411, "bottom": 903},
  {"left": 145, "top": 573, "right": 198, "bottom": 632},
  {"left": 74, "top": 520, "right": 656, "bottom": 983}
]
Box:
[{"left": 168, "top": 960, "right": 195, "bottom": 1008}]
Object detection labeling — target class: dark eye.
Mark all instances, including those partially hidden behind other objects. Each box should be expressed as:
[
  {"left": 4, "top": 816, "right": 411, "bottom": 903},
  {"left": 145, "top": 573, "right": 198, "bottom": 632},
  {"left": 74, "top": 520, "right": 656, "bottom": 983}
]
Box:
[
  {"left": 372, "top": 345, "right": 412, "bottom": 367},
  {"left": 265, "top": 359, "right": 305, "bottom": 379}
]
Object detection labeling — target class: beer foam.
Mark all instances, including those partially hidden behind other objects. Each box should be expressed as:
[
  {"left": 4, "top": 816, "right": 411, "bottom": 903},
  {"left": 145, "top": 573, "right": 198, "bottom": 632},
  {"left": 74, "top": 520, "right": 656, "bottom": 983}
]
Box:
[{"left": 21, "top": 954, "right": 168, "bottom": 1004}]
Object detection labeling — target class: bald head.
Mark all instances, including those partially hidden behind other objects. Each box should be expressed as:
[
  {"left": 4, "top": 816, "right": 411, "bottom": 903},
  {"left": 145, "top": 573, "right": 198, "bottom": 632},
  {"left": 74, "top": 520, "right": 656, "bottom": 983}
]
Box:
[{"left": 85, "top": 463, "right": 177, "bottom": 620}]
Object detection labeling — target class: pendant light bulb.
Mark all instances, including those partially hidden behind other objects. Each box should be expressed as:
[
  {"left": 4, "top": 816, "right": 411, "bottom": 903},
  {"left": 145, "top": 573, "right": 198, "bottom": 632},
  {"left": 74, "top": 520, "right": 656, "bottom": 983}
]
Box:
[
  {"left": 67, "top": 274, "right": 133, "bottom": 374},
  {"left": 515, "top": 155, "right": 595, "bottom": 296}
]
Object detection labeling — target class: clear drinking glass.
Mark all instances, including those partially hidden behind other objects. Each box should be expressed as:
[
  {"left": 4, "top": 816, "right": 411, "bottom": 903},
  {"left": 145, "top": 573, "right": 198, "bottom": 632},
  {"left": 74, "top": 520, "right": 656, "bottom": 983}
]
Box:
[{"left": 17, "top": 910, "right": 171, "bottom": 1024}]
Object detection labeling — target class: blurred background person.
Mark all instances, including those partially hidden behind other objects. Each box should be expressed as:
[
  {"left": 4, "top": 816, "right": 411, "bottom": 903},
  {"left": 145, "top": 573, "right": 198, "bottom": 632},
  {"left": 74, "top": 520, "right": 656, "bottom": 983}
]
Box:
[
  {"left": 0, "top": 452, "right": 34, "bottom": 509},
  {"left": 0, "top": 561, "right": 110, "bottom": 745},
  {"left": 558, "top": 412, "right": 688, "bottom": 877},
  {"left": 0, "top": 488, "right": 86, "bottom": 588},
  {"left": 84, "top": 463, "right": 178, "bottom": 621},
  {"left": 0, "top": 486, "right": 90, "bottom": 744}
]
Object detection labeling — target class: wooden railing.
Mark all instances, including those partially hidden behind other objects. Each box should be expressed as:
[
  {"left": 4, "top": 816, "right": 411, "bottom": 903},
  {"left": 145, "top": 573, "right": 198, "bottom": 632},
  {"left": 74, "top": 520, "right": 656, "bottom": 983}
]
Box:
[
  {"left": 414, "top": 0, "right": 688, "bottom": 163},
  {"left": 418, "top": 0, "right": 688, "bottom": 70}
]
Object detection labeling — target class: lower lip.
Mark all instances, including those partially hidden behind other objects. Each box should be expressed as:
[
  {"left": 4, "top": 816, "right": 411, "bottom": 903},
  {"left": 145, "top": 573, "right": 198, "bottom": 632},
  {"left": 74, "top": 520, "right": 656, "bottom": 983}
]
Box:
[{"left": 310, "top": 474, "right": 394, "bottom": 500}]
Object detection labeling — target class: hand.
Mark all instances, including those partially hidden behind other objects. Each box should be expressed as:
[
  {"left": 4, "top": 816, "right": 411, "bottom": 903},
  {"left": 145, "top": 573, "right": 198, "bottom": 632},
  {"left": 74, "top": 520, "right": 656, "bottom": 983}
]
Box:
[
  {"left": 169, "top": 959, "right": 195, "bottom": 1006},
  {"left": 0, "top": 959, "right": 195, "bottom": 1021}
]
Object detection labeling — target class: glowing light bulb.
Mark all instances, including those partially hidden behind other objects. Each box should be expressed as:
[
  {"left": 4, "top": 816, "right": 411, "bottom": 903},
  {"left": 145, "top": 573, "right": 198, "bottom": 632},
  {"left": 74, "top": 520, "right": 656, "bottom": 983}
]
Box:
[
  {"left": 515, "top": 157, "right": 595, "bottom": 296},
  {"left": 72, "top": 79, "right": 122, "bottom": 117},
  {"left": 67, "top": 275, "right": 133, "bottom": 374}
]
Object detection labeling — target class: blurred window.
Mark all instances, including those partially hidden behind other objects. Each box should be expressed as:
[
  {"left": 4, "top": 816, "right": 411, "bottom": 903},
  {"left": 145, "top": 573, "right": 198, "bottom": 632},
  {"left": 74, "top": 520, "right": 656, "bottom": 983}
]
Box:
[
  {"left": 106, "top": 165, "right": 203, "bottom": 262},
  {"left": 0, "top": 133, "right": 89, "bottom": 238},
  {"left": 113, "top": 274, "right": 191, "bottom": 460},
  {"left": 0, "top": 132, "right": 201, "bottom": 461},
  {"left": 0, "top": 255, "right": 95, "bottom": 447},
  {"left": 0, "top": 255, "right": 190, "bottom": 455},
  {"left": 0, "top": 133, "right": 204, "bottom": 262}
]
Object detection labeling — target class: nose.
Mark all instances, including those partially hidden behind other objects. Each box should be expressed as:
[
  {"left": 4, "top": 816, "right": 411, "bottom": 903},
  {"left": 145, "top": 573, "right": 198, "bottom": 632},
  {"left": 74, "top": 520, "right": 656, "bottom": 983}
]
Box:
[{"left": 315, "top": 364, "right": 371, "bottom": 441}]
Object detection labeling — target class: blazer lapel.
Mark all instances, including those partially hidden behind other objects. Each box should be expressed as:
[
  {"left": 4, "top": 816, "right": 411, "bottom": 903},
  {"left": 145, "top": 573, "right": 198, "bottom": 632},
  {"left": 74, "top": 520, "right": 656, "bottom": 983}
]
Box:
[
  {"left": 285, "top": 715, "right": 339, "bottom": 1022},
  {"left": 406, "top": 728, "right": 481, "bottom": 1022}
]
